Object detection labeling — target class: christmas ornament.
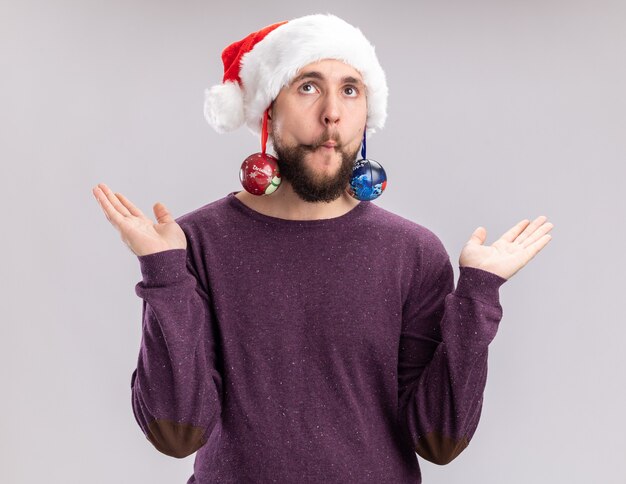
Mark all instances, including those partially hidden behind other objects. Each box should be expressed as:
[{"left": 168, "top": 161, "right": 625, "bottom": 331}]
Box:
[
  {"left": 239, "top": 109, "right": 281, "bottom": 196},
  {"left": 348, "top": 131, "right": 387, "bottom": 201}
]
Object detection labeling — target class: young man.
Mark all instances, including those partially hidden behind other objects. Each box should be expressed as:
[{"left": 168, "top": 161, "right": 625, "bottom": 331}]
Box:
[{"left": 92, "top": 13, "right": 553, "bottom": 483}]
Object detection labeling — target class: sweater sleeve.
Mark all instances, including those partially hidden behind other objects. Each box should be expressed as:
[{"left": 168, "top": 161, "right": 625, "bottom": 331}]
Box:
[
  {"left": 130, "top": 248, "right": 223, "bottom": 459},
  {"left": 397, "top": 240, "right": 507, "bottom": 465}
]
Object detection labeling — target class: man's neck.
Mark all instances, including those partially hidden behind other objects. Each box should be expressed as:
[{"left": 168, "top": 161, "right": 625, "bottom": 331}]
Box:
[{"left": 234, "top": 183, "right": 361, "bottom": 221}]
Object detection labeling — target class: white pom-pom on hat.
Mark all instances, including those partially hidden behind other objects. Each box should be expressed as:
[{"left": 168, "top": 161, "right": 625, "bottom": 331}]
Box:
[{"left": 203, "top": 80, "right": 245, "bottom": 134}]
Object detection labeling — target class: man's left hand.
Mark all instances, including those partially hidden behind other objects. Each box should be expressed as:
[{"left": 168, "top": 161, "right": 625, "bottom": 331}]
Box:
[{"left": 459, "top": 215, "right": 554, "bottom": 280}]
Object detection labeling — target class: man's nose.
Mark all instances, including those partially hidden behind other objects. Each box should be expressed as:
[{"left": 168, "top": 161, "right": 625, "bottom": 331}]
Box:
[{"left": 320, "top": 93, "right": 341, "bottom": 126}]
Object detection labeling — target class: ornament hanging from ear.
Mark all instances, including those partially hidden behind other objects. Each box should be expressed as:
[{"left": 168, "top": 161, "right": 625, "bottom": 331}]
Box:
[
  {"left": 239, "top": 108, "right": 281, "bottom": 195},
  {"left": 347, "top": 130, "right": 387, "bottom": 201}
]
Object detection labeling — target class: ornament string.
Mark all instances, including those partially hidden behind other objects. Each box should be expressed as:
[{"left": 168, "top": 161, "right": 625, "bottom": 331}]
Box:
[{"left": 261, "top": 108, "right": 269, "bottom": 155}]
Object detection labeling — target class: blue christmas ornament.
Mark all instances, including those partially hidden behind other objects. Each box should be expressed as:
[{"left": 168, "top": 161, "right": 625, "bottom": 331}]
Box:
[
  {"left": 348, "top": 158, "right": 387, "bottom": 201},
  {"left": 348, "top": 131, "right": 387, "bottom": 201}
]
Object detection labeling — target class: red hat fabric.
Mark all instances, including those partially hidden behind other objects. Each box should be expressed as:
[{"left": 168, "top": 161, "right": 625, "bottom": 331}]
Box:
[{"left": 221, "top": 21, "right": 288, "bottom": 85}]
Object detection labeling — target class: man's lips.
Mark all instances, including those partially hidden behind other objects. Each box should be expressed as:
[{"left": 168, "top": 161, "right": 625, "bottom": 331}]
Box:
[{"left": 302, "top": 137, "right": 340, "bottom": 151}]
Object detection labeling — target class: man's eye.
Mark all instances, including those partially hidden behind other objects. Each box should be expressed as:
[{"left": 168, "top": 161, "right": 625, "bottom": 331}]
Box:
[
  {"left": 344, "top": 86, "right": 359, "bottom": 97},
  {"left": 299, "top": 83, "right": 317, "bottom": 93}
]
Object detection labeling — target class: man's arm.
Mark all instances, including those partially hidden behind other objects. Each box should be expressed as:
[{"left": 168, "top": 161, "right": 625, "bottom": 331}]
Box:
[
  {"left": 131, "top": 248, "right": 223, "bottom": 459},
  {"left": 397, "top": 236, "right": 507, "bottom": 465}
]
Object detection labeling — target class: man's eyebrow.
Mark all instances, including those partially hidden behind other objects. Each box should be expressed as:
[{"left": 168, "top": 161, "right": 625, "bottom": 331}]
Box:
[
  {"left": 289, "top": 71, "right": 364, "bottom": 87},
  {"left": 290, "top": 71, "right": 324, "bottom": 85},
  {"left": 342, "top": 76, "right": 364, "bottom": 86}
]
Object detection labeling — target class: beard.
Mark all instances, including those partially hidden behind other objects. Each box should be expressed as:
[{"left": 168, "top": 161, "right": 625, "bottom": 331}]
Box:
[{"left": 271, "top": 130, "right": 360, "bottom": 203}]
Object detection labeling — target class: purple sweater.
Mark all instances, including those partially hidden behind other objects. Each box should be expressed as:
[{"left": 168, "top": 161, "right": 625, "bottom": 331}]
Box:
[{"left": 130, "top": 191, "right": 507, "bottom": 483}]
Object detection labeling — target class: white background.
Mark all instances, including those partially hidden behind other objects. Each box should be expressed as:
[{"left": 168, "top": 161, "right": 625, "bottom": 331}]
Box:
[{"left": 1, "top": 0, "right": 624, "bottom": 482}]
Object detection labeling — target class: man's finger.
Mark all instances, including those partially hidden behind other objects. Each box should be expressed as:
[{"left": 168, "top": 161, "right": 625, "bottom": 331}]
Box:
[
  {"left": 521, "top": 222, "right": 554, "bottom": 249},
  {"left": 500, "top": 219, "right": 530, "bottom": 243},
  {"left": 116, "top": 192, "right": 145, "bottom": 218},
  {"left": 515, "top": 215, "right": 548, "bottom": 245},
  {"left": 93, "top": 185, "right": 127, "bottom": 229},
  {"left": 524, "top": 233, "right": 553, "bottom": 260},
  {"left": 466, "top": 226, "right": 486, "bottom": 246},
  {"left": 153, "top": 202, "right": 174, "bottom": 224},
  {"left": 97, "top": 183, "right": 132, "bottom": 217}
]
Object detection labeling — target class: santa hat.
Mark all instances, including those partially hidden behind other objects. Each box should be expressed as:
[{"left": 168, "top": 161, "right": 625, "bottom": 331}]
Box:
[{"left": 203, "top": 13, "right": 388, "bottom": 137}]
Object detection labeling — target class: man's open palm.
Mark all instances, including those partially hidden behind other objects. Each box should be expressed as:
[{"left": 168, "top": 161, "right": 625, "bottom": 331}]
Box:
[
  {"left": 92, "top": 183, "right": 187, "bottom": 256},
  {"left": 459, "top": 215, "right": 554, "bottom": 280}
]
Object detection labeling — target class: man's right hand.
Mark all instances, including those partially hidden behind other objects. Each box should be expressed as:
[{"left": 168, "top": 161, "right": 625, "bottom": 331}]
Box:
[{"left": 92, "top": 183, "right": 187, "bottom": 256}]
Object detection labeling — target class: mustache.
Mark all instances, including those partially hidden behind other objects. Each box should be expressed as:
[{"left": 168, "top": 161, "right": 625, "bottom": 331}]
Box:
[{"left": 301, "top": 131, "right": 342, "bottom": 151}]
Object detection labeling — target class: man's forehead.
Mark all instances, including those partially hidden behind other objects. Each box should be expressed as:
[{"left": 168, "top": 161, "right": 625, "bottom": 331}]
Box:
[{"left": 289, "top": 59, "right": 364, "bottom": 85}]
